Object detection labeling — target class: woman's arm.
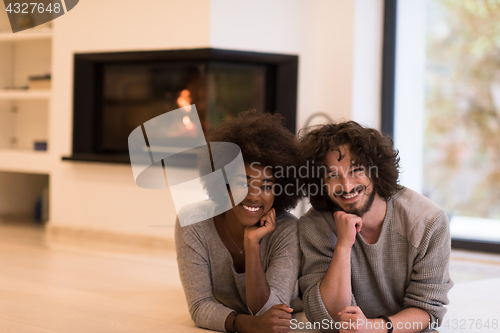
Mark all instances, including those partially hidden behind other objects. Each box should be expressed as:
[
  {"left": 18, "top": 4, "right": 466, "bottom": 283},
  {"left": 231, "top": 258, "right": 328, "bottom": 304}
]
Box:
[
  {"left": 226, "top": 305, "right": 293, "bottom": 333},
  {"left": 245, "top": 212, "right": 301, "bottom": 316},
  {"left": 175, "top": 218, "right": 235, "bottom": 332},
  {"left": 243, "top": 208, "right": 275, "bottom": 314},
  {"left": 244, "top": 237, "right": 271, "bottom": 314},
  {"left": 176, "top": 217, "right": 291, "bottom": 333}
]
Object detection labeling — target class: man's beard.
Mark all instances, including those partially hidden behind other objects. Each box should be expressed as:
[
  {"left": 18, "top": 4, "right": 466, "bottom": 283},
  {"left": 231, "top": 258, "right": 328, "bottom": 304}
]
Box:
[{"left": 335, "top": 184, "right": 376, "bottom": 217}]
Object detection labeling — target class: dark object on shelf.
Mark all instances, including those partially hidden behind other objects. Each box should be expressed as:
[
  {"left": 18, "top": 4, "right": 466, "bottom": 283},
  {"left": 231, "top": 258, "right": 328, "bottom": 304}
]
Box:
[
  {"left": 65, "top": 48, "right": 298, "bottom": 166},
  {"left": 34, "top": 141, "right": 47, "bottom": 151},
  {"left": 34, "top": 183, "right": 49, "bottom": 224},
  {"left": 34, "top": 197, "right": 42, "bottom": 223},
  {"left": 29, "top": 74, "right": 51, "bottom": 90},
  {"left": 29, "top": 74, "right": 51, "bottom": 81}
]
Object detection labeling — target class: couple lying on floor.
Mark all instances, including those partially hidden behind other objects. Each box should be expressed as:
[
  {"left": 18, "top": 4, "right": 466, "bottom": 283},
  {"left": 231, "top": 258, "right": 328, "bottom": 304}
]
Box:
[{"left": 175, "top": 111, "right": 453, "bottom": 333}]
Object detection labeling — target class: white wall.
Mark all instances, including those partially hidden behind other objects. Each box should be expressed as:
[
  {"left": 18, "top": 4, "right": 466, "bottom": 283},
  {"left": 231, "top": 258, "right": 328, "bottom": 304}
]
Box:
[
  {"left": 210, "top": 0, "right": 357, "bottom": 131},
  {"left": 351, "top": 0, "right": 383, "bottom": 130},
  {"left": 47, "top": 0, "right": 382, "bottom": 240},
  {"left": 49, "top": 0, "right": 211, "bottom": 238},
  {"left": 297, "top": 0, "right": 357, "bottom": 129},
  {"left": 209, "top": 0, "right": 302, "bottom": 54}
]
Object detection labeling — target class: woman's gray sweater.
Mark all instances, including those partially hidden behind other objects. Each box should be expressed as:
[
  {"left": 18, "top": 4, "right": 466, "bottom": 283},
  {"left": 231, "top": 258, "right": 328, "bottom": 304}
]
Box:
[{"left": 175, "top": 207, "right": 300, "bottom": 332}]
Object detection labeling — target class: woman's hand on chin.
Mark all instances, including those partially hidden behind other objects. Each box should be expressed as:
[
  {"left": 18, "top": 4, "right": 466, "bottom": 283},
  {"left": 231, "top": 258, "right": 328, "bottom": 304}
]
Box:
[{"left": 244, "top": 208, "right": 276, "bottom": 245}]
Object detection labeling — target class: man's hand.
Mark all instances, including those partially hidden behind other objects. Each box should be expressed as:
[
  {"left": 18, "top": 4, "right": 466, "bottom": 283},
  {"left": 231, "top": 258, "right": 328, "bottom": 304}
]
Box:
[
  {"left": 338, "top": 306, "right": 386, "bottom": 333},
  {"left": 244, "top": 208, "right": 276, "bottom": 245},
  {"left": 334, "top": 211, "right": 362, "bottom": 248},
  {"left": 252, "top": 304, "right": 293, "bottom": 333}
]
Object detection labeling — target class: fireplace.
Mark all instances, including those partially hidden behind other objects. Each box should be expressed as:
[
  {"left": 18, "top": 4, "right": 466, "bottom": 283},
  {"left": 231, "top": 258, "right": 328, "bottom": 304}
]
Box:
[{"left": 63, "top": 48, "right": 298, "bottom": 165}]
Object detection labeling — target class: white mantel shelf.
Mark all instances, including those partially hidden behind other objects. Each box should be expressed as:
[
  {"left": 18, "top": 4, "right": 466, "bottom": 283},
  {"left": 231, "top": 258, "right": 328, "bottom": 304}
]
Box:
[
  {"left": 0, "top": 90, "right": 51, "bottom": 100},
  {"left": 0, "top": 30, "right": 53, "bottom": 42},
  {"left": 0, "top": 149, "right": 51, "bottom": 174}
]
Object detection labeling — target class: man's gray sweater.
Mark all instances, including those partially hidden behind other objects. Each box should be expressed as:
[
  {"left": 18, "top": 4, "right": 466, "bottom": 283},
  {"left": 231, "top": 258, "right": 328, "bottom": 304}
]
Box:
[{"left": 298, "top": 187, "right": 454, "bottom": 332}]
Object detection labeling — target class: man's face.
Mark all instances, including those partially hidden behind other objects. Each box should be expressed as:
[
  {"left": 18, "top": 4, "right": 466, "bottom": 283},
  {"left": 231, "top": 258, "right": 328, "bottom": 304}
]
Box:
[{"left": 323, "top": 145, "right": 376, "bottom": 217}]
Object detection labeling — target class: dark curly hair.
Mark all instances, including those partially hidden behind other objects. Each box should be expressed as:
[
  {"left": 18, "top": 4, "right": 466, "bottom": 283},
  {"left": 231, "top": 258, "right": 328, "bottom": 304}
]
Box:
[
  {"left": 199, "top": 110, "right": 301, "bottom": 214},
  {"left": 298, "top": 121, "right": 401, "bottom": 212}
]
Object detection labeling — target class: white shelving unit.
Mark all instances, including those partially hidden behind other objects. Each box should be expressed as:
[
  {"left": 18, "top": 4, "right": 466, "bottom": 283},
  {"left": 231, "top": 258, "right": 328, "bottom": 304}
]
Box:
[
  {"left": 0, "top": 27, "right": 52, "bottom": 175},
  {"left": 0, "top": 23, "right": 53, "bottom": 223}
]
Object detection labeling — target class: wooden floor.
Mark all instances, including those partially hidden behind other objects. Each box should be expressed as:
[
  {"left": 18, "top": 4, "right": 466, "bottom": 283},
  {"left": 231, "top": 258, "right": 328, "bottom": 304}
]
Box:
[
  {"left": 0, "top": 222, "right": 202, "bottom": 333},
  {"left": 1, "top": 222, "right": 499, "bottom": 333}
]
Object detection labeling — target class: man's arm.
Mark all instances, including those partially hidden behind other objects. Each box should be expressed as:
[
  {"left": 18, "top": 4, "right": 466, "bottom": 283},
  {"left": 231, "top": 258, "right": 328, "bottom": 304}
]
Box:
[
  {"left": 320, "top": 211, "right": 362, "bottom": 322},
  {"left": 388, "top": 307, "right": 430, "bottom": 333},
  {"left": 338, "top": 211, "right": 453, "bottom": 333},
  {"left": 403, "top": 212, "right": 454, "bottom": 327},
  {"left": 299, "top": 210, "right": 360, "bottom": 328},
  {"left": 339, "top": 306, "right": 430, "bottom": 333},
  {"left": 319, "top": 244, "right": 353, "bottom": 322}
]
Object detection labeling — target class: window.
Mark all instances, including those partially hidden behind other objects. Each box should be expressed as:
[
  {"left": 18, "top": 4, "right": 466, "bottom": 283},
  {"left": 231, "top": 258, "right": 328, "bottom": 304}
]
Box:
[{"left": 386, "top": 0, "right": 500, "bottom": 251}]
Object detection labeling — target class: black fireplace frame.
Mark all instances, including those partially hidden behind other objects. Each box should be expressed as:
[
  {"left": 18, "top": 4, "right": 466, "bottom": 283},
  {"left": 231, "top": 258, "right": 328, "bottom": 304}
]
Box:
[{"left": 63, "top": 48, "right": 298, "bottom": 165}]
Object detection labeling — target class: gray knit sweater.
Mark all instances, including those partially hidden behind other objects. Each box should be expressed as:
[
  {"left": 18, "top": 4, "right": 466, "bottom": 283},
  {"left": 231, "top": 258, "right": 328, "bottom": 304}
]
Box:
[
  {"left": 175, "top": 204, "right": 300, "bottom": 332},
  {"left": 299, "top": 187, "right": 453, "bottom": 332}
]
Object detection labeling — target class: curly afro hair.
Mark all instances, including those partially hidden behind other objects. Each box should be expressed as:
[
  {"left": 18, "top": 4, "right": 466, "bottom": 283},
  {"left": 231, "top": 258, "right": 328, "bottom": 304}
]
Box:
[
  {"left": 298, "top": 121, "right": 401, "bottom": 212},
  {"left": 198, "top": 110, "right": 301, "bottom": 214}
]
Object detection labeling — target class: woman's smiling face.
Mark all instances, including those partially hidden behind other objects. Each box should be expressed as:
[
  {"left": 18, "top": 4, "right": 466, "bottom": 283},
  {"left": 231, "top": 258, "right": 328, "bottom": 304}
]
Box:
[{"left": 229, "top": 163, "right": 275, "bottom": 226}]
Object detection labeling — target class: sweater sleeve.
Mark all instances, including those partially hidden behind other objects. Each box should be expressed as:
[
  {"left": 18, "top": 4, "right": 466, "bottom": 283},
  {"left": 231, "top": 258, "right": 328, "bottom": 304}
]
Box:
[
  {"left": 252, "top": 216, "right": 300, "bottom": 316},
  {"left": 298, "top": 214, "right": 357, "bottom": 331},
  {"left": 175, "top": 219, "right": 234, "bottom": 332},
  {"left": 403, "top": 211, "right": 454, "bottom": 328}
]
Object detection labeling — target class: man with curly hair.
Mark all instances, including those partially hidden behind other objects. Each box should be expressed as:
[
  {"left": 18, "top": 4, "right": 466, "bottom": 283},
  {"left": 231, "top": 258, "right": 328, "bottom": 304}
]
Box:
[{"left": 298, "top": 121, "right": 453, "bottom": 333}]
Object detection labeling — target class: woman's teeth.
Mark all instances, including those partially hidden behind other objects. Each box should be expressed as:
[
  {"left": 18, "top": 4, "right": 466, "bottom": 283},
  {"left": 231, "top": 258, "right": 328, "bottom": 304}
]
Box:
[{"left": 242, "top": 204, "right": 261, "bottom": 212}]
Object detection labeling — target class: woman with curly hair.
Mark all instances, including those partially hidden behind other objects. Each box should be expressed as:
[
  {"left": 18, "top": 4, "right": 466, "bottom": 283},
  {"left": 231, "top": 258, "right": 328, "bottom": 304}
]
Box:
[{"left": 175, "top": 110, "right": 302, "bottom": 333}]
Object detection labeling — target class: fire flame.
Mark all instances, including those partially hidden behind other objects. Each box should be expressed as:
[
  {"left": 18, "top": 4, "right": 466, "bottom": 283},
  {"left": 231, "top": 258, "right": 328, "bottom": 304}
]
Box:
[{"left": 177, "top": 89, "right": 192, "bottom": 112}]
